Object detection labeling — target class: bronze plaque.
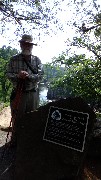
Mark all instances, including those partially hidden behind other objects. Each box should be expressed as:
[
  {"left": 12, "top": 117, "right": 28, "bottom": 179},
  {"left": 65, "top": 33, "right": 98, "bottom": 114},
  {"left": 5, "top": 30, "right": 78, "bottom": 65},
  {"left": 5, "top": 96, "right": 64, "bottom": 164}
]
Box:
[{"left": 43, "top": 106, "right": 89, "bottom": 152}]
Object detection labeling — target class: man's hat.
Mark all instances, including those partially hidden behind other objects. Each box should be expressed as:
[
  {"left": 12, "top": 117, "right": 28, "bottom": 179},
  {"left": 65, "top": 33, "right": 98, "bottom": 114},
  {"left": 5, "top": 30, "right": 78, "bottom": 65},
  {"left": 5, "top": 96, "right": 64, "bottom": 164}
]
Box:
[{"left": 19, "top": 34, "right": 37, "bottom": 46}]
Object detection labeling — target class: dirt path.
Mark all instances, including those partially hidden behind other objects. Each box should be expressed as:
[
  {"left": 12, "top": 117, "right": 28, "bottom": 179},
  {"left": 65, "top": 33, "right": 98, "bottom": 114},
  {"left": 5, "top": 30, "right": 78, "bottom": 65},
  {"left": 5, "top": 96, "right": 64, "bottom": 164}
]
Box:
[
  {"left": 0, "top": 107, "right": 11, "bottom": 127},
  {"left": 0, "top": 107, "right": 15, "bottom": 180},
  {"left": 0, "top": 107, "right": 11, "bottom": 147}
]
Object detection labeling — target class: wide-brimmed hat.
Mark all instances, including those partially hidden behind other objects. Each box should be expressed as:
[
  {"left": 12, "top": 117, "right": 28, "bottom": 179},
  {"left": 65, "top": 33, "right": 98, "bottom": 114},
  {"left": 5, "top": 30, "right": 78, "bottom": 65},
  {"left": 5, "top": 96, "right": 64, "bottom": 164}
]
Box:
[{"left": 19, "top": 34, "right": 37, "bottom": 46}]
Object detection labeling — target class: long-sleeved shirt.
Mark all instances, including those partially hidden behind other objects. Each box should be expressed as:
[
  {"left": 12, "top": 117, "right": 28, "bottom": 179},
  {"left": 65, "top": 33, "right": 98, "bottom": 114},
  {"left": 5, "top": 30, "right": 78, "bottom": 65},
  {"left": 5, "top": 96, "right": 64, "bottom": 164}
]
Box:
[{"left": 6, "top": 53, "right": 44, "bottom": 91}]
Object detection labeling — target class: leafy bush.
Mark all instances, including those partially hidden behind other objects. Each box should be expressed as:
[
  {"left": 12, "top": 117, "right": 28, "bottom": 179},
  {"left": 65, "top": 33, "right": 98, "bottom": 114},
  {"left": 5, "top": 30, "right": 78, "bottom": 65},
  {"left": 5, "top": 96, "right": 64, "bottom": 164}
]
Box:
[{"left": 0, "top": 46, "right": 18, "bottom": 103}]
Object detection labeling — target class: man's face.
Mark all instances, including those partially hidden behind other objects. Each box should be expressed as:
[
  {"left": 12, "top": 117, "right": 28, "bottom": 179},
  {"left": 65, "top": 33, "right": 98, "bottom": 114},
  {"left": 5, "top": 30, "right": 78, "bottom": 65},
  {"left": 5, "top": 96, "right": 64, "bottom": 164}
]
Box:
[{"left": 20, "top": 42, "right": 33, "bottom": 55}]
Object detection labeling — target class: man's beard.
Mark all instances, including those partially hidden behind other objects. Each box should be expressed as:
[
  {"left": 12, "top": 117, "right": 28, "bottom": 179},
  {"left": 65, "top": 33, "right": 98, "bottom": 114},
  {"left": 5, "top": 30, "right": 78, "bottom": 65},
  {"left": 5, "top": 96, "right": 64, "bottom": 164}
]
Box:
[{"left": 21, "top": 48, "right": 32, "bottom": 55}]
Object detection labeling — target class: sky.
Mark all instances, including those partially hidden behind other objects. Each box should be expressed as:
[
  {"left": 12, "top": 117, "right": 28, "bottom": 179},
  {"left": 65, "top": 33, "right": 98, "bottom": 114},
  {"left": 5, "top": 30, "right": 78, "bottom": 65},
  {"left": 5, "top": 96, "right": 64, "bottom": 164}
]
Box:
[{"left": 0, "top": 0, "right": 101, "bottom": 63}]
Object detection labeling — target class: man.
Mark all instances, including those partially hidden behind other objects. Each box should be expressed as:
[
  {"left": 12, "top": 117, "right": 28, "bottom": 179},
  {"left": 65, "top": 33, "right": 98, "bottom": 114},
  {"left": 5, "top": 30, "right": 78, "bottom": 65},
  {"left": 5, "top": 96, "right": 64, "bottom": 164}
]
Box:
[{"left": 6, "top": 34, "right": 44, "bottom": 145}]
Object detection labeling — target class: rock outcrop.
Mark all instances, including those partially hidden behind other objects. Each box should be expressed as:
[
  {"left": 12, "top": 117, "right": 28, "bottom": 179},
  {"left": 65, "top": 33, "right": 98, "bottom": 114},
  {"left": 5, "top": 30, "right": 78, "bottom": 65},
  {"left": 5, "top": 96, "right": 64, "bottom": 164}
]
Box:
[{"left": 15, "top": 97, "right": 96, "bottom": 180}]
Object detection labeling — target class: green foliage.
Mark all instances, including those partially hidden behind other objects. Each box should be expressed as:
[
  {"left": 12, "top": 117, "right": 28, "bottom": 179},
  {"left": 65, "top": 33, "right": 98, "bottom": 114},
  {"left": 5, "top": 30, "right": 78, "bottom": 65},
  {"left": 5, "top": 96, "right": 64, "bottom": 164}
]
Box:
[
  {"left": 43, "top": 63, "right": 65, "bottom": 83},
  {"left": 0, "top": 46, "right": 18, "bottom": 103},
  {"left": 64, "top": 9, "right": 101, "bottom": 109},
  {"left": 0, "top": 45, "right": 18, "bottom": 60},
  {"left": 96, "top": 112, "right": 101, "bottom": 119},
  {"left": 94, "top": 13, "right": 101, "bottom": 24},
  {"left": 50, "top": 54, "right": 101, "bottom": 108}
]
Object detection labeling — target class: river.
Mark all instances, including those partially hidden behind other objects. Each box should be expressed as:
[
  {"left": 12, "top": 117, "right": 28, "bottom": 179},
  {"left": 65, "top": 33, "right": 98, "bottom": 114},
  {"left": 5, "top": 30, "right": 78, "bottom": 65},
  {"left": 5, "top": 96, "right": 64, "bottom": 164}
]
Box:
[{"left": 39, "top": 84, "right": 48, "bottom": 104}]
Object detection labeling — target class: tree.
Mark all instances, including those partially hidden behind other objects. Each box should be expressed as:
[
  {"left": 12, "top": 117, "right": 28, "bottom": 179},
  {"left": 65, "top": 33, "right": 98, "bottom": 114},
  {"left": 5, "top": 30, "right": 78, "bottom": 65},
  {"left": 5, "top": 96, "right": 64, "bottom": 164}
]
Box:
[
  {"left": 43, "top": 63, "right": 65, "bottom": 83},
  {"left": 42, "top": 0, "right": 101, "bottom": 109},
  {"left": 0, "top": 1, "right": 45, "bottom": 25},
  {"left": 0, "top": 0, "right": 100, "bottom": 44},
  {"left": 50, "top": 53, "right": 101, "bottom": 109},
  {"left": 51, "top": 1, "right": 101, "bottom": 110},
  {"left": 0, "top": 46, "right": 18, "bottom": 103},
  {"left": 0, "top": 0, "right": 62, "bottom": 39},
  {"left": 72, "top": 11, "right": 101, "bottom": 60}
]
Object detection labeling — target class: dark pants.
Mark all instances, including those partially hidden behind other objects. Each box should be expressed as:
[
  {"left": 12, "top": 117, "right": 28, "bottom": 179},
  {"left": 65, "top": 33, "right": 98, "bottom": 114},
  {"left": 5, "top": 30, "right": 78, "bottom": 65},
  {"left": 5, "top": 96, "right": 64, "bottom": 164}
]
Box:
[{"left": 10, "top": 89, "right": 39, "bottom": 142}]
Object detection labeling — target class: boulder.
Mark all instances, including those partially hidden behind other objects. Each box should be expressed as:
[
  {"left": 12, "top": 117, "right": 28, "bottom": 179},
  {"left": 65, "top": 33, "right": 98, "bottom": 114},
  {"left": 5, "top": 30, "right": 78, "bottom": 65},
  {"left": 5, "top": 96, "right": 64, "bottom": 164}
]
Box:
[{"left": 15, "top": 97, "right": 96, "bottom": 180}]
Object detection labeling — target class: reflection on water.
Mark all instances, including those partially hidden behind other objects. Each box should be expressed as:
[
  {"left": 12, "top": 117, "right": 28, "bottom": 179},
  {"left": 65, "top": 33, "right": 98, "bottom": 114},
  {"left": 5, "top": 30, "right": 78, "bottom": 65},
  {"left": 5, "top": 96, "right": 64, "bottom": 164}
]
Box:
[{"left": 39, "top": 84, "right": 48, "bottom": 103}]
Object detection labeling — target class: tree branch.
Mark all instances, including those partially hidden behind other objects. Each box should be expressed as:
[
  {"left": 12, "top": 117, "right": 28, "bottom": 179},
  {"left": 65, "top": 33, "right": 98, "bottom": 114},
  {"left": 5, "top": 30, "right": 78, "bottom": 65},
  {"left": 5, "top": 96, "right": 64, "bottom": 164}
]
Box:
[
  {"left": 80, "top": 23, "right": 101, "bottom": 34},
  {"left": 85, "top": 43, "right": 101, "bottom": 60}
]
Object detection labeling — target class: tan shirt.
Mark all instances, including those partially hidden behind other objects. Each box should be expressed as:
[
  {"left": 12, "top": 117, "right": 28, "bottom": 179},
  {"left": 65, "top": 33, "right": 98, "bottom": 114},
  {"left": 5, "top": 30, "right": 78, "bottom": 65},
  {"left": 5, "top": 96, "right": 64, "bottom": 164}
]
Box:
[{"left": 6, "top": 54, "right": 44, "bottom": 91}]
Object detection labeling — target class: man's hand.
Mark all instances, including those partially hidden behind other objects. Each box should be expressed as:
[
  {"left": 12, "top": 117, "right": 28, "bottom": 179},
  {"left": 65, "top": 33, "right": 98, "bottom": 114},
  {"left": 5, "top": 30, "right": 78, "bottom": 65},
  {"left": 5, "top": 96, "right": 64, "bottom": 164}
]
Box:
[{"left": 17, "top": 71, "right": 29, "bottom": 79}]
